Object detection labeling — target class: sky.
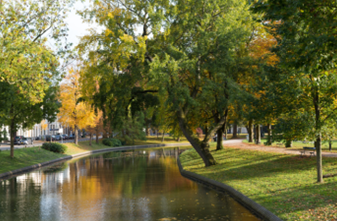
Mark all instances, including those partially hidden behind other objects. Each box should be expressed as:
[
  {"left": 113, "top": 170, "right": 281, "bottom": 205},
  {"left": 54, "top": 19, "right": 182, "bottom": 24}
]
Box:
[{"left": 65, "top": 1, "right": 97, "bottom": 48}]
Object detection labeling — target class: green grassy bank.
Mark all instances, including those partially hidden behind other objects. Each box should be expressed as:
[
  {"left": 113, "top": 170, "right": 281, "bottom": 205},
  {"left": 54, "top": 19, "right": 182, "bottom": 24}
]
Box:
[
  {"left": 0, "top": 136, "right": 189, "bottom": 175},
  {"left": 180, "top": 146, "right": 337, "bottom": 221}
]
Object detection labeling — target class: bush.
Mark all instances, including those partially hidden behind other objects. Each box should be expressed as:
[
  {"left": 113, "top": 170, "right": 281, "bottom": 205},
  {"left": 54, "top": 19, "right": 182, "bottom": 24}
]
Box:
[
  {"left": 102, "top": 138, "right": 122, "bottom": 147},
  {"left": 42, "top": 143, "right": 67, "bottom": 154}
]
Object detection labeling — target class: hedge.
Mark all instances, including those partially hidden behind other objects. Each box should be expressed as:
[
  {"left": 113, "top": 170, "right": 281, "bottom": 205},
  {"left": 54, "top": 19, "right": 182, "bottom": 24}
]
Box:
[
  {"left": 42, "top": 143, "right": 67, "bottom": 154},
  {"left": 102, "top": 138, "right": 122, "bottom": 147}
]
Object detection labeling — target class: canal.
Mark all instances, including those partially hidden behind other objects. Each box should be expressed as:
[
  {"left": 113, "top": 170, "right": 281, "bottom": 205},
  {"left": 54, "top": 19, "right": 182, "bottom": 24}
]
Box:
[{"left": 0, "top": 148, "right": 259, "bottom": 220}]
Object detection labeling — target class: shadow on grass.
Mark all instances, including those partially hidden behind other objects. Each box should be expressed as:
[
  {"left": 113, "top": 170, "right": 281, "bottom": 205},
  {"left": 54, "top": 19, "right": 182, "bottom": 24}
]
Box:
[
  {"left": 252, "top": 180, "right": 337, "bottom": 219},
  {"left": 181, "top": 147, "right": 337, "bottom": 219},
  {"left": 182, "top": 148, "right": 324, "bottom": 182}
]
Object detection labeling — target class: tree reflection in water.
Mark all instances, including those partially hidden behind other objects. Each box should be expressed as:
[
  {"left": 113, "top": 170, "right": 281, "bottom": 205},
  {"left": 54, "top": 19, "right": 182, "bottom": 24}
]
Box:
[{"left": 0, "top": 148, "right": 259, "bottom": 221}]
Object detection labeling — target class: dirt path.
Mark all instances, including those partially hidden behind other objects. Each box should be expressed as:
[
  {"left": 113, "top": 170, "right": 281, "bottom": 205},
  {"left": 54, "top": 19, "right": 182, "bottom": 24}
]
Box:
[{"left": 222, "top": 139, "right": 337, "bottom": 158}]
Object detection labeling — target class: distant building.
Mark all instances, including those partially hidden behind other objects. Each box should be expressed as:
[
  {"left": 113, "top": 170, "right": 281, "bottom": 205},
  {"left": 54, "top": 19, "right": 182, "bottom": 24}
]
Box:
[{"left": 0, "top": 117, "right": 73, "bottom": 141}]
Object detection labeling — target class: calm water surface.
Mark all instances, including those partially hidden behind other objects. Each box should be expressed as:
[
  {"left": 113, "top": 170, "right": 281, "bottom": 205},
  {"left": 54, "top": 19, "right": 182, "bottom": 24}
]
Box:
[{"left": 0, "top": 148, "right": 259, "bottom": 221}]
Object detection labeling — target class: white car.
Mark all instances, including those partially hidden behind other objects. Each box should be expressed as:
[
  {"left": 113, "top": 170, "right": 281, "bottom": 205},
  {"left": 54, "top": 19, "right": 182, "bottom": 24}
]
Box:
[{"left": 20, "top": 138, "right": 31, "bottom": 145}]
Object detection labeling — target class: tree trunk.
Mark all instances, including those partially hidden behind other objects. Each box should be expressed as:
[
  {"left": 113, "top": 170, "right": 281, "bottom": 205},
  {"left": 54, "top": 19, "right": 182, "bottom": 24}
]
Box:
[
  {"left": 329, "top": 140, "right": 332, "bottom": 151},
  {"left": 89, "top": 133, "right": 92, "bottom": 146},
  {"left": 285, "top": 139, "right": 292, "bottom": 147},
  {"left": 216, "top": 124, "right": 224, "bottom": 151},
  {"left": 224, "top": 123, "right": 228, "bottom": 140},
  {"left": 232, "top": 123, "right": 238, "bottom": 138},
  {"left": 248, "top": 120, "right": 253, "bottom": 142},
  {"left": 255, "top": 124, "right": 261, "bottom": 144},
  {"left": 313, "top": 85, "right": 323, "bottom": 183},
  {"left": 316, "top": 133, "right": 323, "bottom": 182},
  {"left": 10, "top": 119, "right": 15, "bottom": 158},
  {"left": 178, "top": 113, "right": 217, "bottom": 167},
  {"left": 146, "top": 125, "right": 150, "bottom": 136},
  {"left": 161, "top": 129, "right": 165, "bottom": 142},
  {"left": 177, "top": 136, "right": 180, "bottom": 142},
  {"left": 156, "top": 130, "right": 159, "bottom": 138},
  {"left": 96, "top": 127, "right": 99, "bottom": 144},
  {"left": 75, "top": 125, "right": 79, "bottom": 145},
  {"left": 266, "top": 124, "right": 272, "bottom": 145}
]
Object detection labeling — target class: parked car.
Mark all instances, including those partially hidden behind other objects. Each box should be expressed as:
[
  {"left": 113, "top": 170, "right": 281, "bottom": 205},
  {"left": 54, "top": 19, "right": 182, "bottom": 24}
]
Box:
[
  {"left": 61, "top": 134, "right": 68, "bottom": 140},
  {"left": 45, "top": 135, "right": 56, "bottom": 141},
  {"left": 14, "top": 138, "right": 21, "bottom": 145},
  {"left": 54, "top": 135, "right": 62, "bottom": 141},
  {"left": 20, "top": 138, "right": 30, "bottom": 145},
  {"left": 68, "top": 134, "right": 75, "bottom": 140}
]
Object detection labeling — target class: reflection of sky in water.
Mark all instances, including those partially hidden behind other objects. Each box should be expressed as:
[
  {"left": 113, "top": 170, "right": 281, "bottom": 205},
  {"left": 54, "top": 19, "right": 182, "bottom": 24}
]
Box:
[{"left": 0, "top": 149, "right": 260, "bottom": 221}]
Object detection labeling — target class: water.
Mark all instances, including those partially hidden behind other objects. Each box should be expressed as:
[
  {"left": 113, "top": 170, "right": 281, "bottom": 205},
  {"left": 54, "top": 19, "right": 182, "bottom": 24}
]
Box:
[{"left": 0, "top": 148, "right": 259, "bottom": 221}]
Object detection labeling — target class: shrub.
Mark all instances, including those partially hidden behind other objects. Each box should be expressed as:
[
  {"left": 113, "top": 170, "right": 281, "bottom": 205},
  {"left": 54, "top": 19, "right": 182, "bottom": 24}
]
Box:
[
  {"left": 102, "top": 139, "right": 113, "bottom": 146},
  {"left": 42, "top": 143, "right": 67, "bottom": 154},
  {"left": 102, "top": 138, "right": 122, "bottom": 147}
]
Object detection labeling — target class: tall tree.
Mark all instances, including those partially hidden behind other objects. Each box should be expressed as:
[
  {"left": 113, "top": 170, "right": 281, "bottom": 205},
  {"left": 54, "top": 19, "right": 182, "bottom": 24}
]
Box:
[
  {"left": 58, "top": 69, "right": 97, "bottom": 145},
  {"left": 254, "top": 0, "right": 337, "bottom": 182},
  {"left": 0, "top": 0, "right": 74, "bottom": 103},
  {"left": 77, "top": 0, "right": 255, "bottom": 166},
  {"left": 149, "top": 0, "right": 254, "bottom": 166}
]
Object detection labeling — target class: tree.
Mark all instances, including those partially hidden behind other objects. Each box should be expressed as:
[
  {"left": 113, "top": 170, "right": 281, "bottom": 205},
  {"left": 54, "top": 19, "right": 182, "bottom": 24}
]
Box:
[
  {"left": 86, "top": 110, "right": 104, "bottom": 145},
  {"left": 254, "top": 0, "right": 337, "bottom": 182},
  {"left": 0, "top": 82, "right": 60, "bottom": 158},
  {"left": 0, "top": 0, "right": 74, "bottom": 103},
  {"left": 58, "top": 69, "right": 97, "bottom": 145},
  {"left": 41, "top": 120, "right": 48, "bottom": 140},
  {"left": 77, "top": 0, "right": 255, "bottom": 166},
  {"left": 149, "top": 0, "right": 255, "bottom": 166}
]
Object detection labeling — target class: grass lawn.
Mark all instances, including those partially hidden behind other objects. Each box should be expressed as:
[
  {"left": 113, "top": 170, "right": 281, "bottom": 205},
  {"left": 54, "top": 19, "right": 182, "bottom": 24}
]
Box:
[
  {"left": 0, "top": 136, "right": 190, "bottom": 175},
  {"left": 180, "top": 145, "right": 337, "bottom": 221},
  {"left": 0, "top": 147, "right": 65, "bottom": 174},
  {"left": 243, "top": 138, "right": 337, "bottom": 153}
]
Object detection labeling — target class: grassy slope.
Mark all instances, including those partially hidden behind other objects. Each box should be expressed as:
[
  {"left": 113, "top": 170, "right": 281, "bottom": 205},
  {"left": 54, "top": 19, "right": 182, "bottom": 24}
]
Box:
[
  {"left": 243, "top": 138, "right": 337, "bottom": 153},
  {"left": 180, "top": 145, "right": 337, "bottom": 221},
  {"left": 0, "top": 136, "right": 190, "bottom": 174},
  {"left": 0, "top": 147, "right": 65, "bottom": 174}
]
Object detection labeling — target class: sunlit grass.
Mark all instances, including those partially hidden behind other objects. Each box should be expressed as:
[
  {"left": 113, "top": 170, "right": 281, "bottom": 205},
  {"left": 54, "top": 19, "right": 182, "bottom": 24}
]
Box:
[
  {"left": 0, "top": 147, "right": 64, "bottom": 174},
  {"left": 180, "top": 146, "right": 337, "bottom": 220},
  {"left": 243, "top": 138, "right": 337, "bottom": 153}
]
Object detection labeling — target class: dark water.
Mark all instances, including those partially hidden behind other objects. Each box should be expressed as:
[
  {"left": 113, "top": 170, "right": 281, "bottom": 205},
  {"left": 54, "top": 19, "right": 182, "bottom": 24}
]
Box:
[{"left": 0, "top": 148, "right": 259, "bottom": 221}]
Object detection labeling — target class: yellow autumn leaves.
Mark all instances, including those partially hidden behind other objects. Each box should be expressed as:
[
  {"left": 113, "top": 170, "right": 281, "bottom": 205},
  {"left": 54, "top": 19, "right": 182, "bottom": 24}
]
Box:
[{"left": 57, "top": 68, "right": 99, "bottom": 133}]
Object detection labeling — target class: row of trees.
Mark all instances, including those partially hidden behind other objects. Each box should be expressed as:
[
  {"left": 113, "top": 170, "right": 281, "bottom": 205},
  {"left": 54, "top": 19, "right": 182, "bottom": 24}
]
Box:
[
  {"left": 74, "top": 0, "right": 337, "bottom": 183},
  {"left": 2, "top": 0, "right": 337, "bottom": 184}
]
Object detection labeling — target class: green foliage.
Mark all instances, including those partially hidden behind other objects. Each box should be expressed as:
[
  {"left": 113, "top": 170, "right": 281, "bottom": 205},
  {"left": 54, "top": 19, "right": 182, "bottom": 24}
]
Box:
[
  {"left": 102, "top": 138, "right": 122, "bottom": 147},
  {"left": 42, "top": 143, "right": 68, "bottom": 154},
  {"left": 76, "top": 0, "right": 256, "bottom": 166},
  {"left": 0, "top": 0, "right": 74, "bottom": 103},
  {"left": 0, "top": 82, "right": 60, "bottom": 134},
  {"left": 115, "top": 112, "right": 147, "bottom": 145}
]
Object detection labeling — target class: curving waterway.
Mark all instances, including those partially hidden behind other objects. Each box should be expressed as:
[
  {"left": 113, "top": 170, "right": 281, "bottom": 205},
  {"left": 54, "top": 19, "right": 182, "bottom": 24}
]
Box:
[{"left": 0, "top": 148, "right": 259, "bottom": 221}]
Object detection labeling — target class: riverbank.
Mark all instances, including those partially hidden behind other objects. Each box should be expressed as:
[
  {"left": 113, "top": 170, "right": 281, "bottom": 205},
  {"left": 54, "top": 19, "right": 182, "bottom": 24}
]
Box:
[
  {"left": 0, "top": 137, "right": 190, "bottom": 175},
  {"left": 180, "top": 146, "right": 337, "bottom": 221}
]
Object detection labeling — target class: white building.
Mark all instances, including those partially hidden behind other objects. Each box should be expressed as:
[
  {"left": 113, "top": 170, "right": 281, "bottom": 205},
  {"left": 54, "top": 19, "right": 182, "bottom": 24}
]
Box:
[{"left": 1, "top": 117, "right": 73, "bottom": 141}]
